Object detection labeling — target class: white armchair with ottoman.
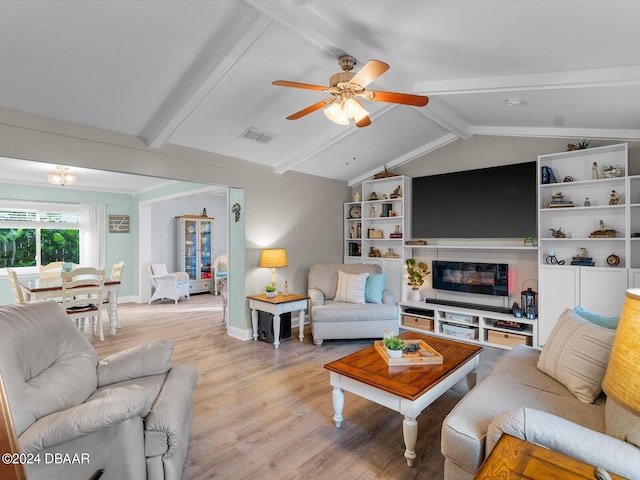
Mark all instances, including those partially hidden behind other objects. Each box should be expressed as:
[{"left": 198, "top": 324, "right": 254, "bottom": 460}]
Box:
[
  {"left": 0, "top": 301, "right": 197, "bottom": 480},
  {"left": 308, "top": 263, "right": 399, "bottom": 345}
]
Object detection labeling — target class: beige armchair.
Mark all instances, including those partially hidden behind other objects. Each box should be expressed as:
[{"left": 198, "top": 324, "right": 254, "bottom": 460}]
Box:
[
  {"left": 148, "top": 263, "right": 190, "bottom": 304},
  {"left": 0, "top": 301, "right": 197, "bottom": 480}
]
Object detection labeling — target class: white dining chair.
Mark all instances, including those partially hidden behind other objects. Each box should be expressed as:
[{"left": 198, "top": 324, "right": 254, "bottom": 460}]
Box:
[
  {"left": 103, "top": 261, "right": 125, "bottom": 328},
  {"left": 148, "top": 263, "right": 190, "bottom": 304},
  {"left": 40, "top": 261, "right": 64, "bottom": 280},
  {"left": 61, "top": 267, "right": 105, "bottom": 341},
  {"left": 7, "top": 268, "right": 25, "bottom": 303},
  {"left": 212, "top": 253, "right": 228, "bottom": 295}
]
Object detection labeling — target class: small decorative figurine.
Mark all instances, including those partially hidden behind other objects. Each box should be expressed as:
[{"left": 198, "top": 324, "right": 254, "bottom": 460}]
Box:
[
  {"left": 282, "top": 280, "right": 289, "bottom": 296},
  {"left": 202, "top": 208, "right": 207, "bottom": 217},
  {"left": 592, "top": 162, "right": 599, "bottom": 180},
  {"left": 549, "top": 227, "right": 566, "bottom": 238},
  {"left": 354, "top": 191, "right": 361, "bottom": 202},
  {"left": 609, "top": 190, "right": 621, "bottom": 205},
  {"left": 391, "top": 186, "right": 402, "bottom": 198},
  {"left": 369, "top": 191, "right": 378, "bottom": 200}
]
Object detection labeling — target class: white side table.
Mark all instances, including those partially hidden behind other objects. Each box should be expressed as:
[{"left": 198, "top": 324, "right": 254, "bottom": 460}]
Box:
[{"left": 247, "top": 293, "right": 309, "bottom": 349}]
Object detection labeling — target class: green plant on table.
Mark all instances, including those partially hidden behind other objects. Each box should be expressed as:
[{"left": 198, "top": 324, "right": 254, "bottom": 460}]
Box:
[
  {"left": 383, "top": 336, "right": 405, "bottom": 351},
  {"left": 264, "top": 285, "right": 277, "bottom": 293}
]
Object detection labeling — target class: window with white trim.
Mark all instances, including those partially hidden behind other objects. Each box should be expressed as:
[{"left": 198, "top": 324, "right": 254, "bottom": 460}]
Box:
[{"left": 0, "top": 201, "right": 81, "bottom": 269}]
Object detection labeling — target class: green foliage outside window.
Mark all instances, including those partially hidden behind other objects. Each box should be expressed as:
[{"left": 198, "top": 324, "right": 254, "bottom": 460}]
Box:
[
  {"left": 41, "top": 229, "right": 80, "bottom": 265},
  {"left": 0, "top": 228, "right": 79, "bottom": 268}
]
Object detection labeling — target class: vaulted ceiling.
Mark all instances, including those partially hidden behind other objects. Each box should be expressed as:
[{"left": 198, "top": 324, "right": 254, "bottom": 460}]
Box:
[{"left": 1, "top": 0, "right": 639, "bottom": 186}]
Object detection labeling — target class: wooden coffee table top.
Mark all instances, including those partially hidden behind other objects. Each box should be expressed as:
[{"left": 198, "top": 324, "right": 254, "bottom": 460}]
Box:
[{"left": 324, "top": 332, "right": 482, "bottom": 401}]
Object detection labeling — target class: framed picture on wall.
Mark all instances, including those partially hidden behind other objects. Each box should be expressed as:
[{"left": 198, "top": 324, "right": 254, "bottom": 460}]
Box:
[{"left": 109, "top": 215, "right": 130, "bottom": 233}]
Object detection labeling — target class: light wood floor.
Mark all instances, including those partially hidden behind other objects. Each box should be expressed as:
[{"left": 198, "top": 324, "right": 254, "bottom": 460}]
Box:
[{"left": 90, "top": 294, "right": 505, "bottom": 480}]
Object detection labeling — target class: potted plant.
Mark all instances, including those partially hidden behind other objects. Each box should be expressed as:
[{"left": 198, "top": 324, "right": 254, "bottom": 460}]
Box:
[
  {"left": 406, "top": 258, "right": 430, "bottom": 301},
  {"left": 523, "top": 236, "right": 536, "bottom": 246},
  {"left": 383, "top": 336, "right": 405, "bottom": 358},
  {"left": 264, "top": 285, "right": 277, "bottom": 298}
]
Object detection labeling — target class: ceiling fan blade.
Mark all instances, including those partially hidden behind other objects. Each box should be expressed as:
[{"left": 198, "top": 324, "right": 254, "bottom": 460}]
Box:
[
  {"left": 347, "top": 60, "right": 389, "bottom": 89},
  {"left": 355, "top": 116, "right": 371, "bottom": 128},
  {"left": 286, "top": 98, "right": 334, "bottom": 120},
  {"left": 366, "top": 89, "right": 429, "bottom": 106},
  {"left": 272, "top": 80, "right": 328, "bottom": 92}
]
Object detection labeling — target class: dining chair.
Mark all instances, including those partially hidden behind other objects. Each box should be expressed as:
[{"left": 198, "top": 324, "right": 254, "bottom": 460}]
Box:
[
  {"left": 212, "top": 253, "right": 228, "bottom": 295},
  {"left": 103, "top": 261, "right": 125, "bottom": 328},
  {"left": 148, "top": 263, "right": 190, "bottom": 304},
  {"left": 39, "top": 262, "right": 64, "bottom": 279},
  {"left": 6, "top": 269, "right": 25, "bottom": 303},
  {"left": 61, "top": 267, "right": 105, "bottom": 341}
]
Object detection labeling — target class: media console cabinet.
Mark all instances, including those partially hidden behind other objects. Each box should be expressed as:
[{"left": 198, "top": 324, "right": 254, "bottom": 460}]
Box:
[{"left": 399, "top": 300, "right": 538, "bottom": 349}]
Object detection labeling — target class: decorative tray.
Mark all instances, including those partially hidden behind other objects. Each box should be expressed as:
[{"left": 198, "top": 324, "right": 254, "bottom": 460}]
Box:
[{"left": 374, "top": 339, "right": 443, "bottom": 366}]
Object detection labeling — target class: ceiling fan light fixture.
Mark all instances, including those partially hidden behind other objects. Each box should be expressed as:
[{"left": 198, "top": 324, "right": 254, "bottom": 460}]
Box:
[
  {"left": 324, "top": 101, "right": 349, "bottom": 125},
  {"left": 342, "top": 98, "right": 363, "bottom": 118},
  {"left": 47, "top": 165, "right": 77, "bottom": 186}
]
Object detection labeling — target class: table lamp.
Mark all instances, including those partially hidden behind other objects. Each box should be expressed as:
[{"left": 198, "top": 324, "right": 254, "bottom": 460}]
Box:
[
  {"left": 601, "top": 289, "right": 640, "bottom": 448},
  {"left": 259, "top": 248, "right": 287, "bottom": 288}
]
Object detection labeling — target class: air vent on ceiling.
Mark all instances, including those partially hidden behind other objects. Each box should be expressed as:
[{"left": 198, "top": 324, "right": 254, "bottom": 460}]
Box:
[{"left": 240, "top": 127, "right": 276, "bottom": 144}]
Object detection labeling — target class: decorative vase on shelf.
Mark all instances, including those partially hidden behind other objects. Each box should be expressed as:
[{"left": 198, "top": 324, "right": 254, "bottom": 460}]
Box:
[{"left": 410, "top": 288, "right": 421, "bottom": 302}]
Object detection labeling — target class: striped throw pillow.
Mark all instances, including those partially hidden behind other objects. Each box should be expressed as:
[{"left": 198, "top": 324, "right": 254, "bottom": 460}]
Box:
[
  {"left": 537, "top": 308, "right": 616, "bottom": 403},
  {"left": 334, "top": 271, "right": 370, "bottom": 304}
]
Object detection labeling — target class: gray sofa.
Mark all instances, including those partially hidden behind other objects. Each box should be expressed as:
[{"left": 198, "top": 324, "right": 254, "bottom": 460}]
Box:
[
  {"left": 441, "top": 344, "right": 640, "bottom": 480},
  {"left": 308, "top": 263, "right": 399, "bottom": 345},
  {"left": 0, "top": 301, "right": 197, "bottom": 480}
]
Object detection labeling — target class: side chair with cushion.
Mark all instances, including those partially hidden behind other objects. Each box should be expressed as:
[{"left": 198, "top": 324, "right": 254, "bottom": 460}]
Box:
[
  {"left": 61, "top": 267, "right": 105, "bottom": 341},
  {"left": 148, "top": 263, "right": 190, "bottom": 305},
  {"left": 0, "top": 301, "right": 197, "bottom": 480}
]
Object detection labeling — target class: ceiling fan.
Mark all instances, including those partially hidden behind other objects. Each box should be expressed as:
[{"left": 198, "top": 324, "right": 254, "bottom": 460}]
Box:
[{"left": 273, "top": 55, "right": 429, "bottom": 127}]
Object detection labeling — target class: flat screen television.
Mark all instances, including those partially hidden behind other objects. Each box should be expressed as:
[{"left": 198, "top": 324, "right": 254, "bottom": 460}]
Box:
[
  {"left": 411, "top": 162, "right": 537, "bottom": 238},
  {"left": 432, "top": 261, "right": 509, "bottom": 297}
]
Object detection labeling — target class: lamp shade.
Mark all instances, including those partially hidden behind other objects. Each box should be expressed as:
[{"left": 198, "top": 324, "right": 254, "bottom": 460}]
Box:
[
  {"left": 602, "top": 289, "right": 640, "bottom": 416},
  {"left": 259, "top": 248, "right": 288, "bottom": 269}
]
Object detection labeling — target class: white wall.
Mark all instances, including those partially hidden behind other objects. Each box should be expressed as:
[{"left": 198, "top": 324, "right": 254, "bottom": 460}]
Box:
[{"left": 150, "top": 193, "right": 228, "bottom": 272}]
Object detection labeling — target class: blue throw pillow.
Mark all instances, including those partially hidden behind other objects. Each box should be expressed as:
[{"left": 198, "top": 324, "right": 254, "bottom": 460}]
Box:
[
  {"left": 573, "top": 306, "right": 619, "bottom": 329},
  {"left": 365, "top": 273, "right": 387, "bottom": 304}
]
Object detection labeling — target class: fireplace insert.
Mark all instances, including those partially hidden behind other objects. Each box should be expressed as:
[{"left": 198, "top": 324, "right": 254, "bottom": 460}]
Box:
[{"left": 432, "top": 261, "right": 508, "bottom": 297}]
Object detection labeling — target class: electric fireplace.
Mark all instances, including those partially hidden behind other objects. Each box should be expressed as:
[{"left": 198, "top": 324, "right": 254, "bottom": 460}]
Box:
[{"left": 432, "top": 261, "right": 509, "bottom": 297}]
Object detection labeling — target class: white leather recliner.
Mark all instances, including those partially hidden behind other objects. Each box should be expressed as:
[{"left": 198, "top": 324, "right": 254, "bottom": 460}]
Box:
[{"left": 0, "top": 301, "right": 197, "bottom": 480}]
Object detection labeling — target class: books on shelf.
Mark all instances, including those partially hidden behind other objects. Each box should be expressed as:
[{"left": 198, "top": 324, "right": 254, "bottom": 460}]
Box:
[
  {"left": 571, "top": 260, "right": 595, "bottom": 266},
  {"left": 547, "top": 201, "right": 574, "bottom": 208}
]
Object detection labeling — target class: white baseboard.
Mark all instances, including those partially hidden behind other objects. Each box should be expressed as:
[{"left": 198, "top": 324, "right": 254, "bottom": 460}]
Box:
[{"left": 227, "top": 325, "right": 253, "bottom": 341}]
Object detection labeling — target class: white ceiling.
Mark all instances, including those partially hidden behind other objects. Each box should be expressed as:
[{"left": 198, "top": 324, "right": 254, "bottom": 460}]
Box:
[{"left": 1, "top": 0, "right": 639, "bottom": 187}]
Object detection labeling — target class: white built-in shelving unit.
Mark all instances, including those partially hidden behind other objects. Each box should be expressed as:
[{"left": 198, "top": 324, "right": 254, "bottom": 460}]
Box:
[{"left": 537, "top": 143, "right": 630, "bottom": 345}]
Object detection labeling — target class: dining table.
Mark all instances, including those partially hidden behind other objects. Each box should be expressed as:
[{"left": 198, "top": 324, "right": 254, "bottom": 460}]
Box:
[{"left": 19, "top": 277, "right": 122, "bottom": 336}]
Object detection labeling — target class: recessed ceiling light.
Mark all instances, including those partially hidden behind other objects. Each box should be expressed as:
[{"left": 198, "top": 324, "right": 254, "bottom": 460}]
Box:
[{"left": 506, "top": 98, "right": 523, "bottom": 107}]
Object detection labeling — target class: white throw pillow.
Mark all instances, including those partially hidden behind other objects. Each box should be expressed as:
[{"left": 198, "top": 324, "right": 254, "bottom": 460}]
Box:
[
  {"left": 537, "top": 308, "right": 616, "bottom": 403},
  {"left": 334, "top": 271, "right": 370, "bottom": 304}
]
